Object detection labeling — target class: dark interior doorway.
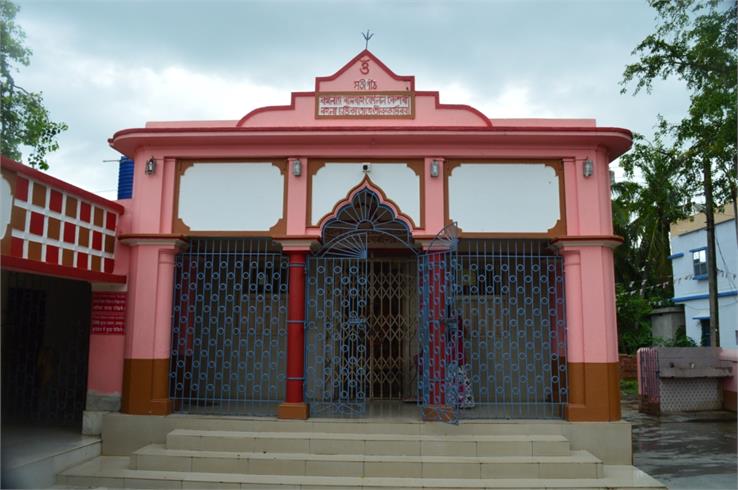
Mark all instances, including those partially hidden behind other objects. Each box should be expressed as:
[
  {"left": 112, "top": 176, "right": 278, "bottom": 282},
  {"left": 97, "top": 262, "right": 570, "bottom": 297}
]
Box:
[{"left": 1, "top": 271, "right": 91, "bottom": 429}]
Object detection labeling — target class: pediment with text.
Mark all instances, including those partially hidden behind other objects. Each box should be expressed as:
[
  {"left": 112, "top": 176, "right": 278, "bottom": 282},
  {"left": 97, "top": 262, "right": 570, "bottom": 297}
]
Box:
[{"left": 237, "top": 50, "right": 491, "bottom": 128}]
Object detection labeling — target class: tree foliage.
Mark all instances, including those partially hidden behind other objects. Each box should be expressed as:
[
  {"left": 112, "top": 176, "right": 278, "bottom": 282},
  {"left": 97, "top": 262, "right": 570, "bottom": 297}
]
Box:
[
  {"left": 615, "top": 0, "right": 737, "bottom": 350},
  {"left": 0, "top": 0, "right": 67, "bottom": 169},
  {"left": 614, "top": 131, "right": 693, "bottom": 287},
  {"left": 621, "top": 0, "right": 737, "bottom": 203}
]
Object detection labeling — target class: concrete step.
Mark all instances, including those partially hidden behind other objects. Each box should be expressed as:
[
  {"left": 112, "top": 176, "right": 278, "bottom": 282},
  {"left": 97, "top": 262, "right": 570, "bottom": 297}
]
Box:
[
  {"left": 132, "top": 443, "right": 602, "bottom": 479},
  {"left": 166, "top": 429, "right": 571, "bottom": 456},
  {"left": 161, "top": 416, "right": 577, "bottom": 436},
  {"left": 57, "top": 456, "right": 668, "bottom": 489},
  {"left": 1, "top": 429, "right": 101, "bottom": 489}
]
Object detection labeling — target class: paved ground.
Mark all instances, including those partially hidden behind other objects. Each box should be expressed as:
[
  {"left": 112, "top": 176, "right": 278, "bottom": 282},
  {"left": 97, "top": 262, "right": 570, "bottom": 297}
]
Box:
[{"left": 623, "top": 394, "right": 737, "bottom": 490}]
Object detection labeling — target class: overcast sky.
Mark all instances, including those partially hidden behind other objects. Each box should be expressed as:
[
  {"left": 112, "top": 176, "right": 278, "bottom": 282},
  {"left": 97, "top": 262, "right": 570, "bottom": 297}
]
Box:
[{"left": 13, "top": 0, "right": 690, "bottom": 200}]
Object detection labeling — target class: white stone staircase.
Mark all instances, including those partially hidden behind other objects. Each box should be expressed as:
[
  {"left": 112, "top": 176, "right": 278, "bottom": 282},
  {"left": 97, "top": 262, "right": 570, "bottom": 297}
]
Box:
[{"left": 57, "top": 419, "right": 666, "bottom": 489}]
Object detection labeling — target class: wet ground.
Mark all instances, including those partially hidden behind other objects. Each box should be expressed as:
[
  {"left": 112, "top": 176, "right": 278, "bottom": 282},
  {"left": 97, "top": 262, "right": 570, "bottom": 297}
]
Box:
[{"left": 623, "top": 394, "right": 737, "bottom": 489}]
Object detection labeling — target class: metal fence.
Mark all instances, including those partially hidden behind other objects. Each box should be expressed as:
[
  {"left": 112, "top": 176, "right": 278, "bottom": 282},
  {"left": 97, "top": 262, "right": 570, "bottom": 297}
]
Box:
[
  {"left": 637, "top": 347, "right": 660, "bottom": 414},
  {"left": 304, "top": 254, "right": 369, "bottom": 417},
  {"left": 169, "top": 238, "right": 289, "bottom": 415},
  {"left": 454, "top": 239, "right": 568, "bottom": 419}
]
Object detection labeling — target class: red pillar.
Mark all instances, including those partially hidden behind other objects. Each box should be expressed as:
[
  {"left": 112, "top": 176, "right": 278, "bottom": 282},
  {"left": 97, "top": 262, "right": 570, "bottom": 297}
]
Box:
[{"left": 278, "top": 250, "right": 309, "bottom": 419}]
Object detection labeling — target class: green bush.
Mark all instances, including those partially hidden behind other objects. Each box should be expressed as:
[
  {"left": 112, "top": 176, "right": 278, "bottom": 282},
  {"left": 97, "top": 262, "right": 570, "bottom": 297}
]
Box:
[{"left": 616, "top": 284, "right": 654, "bottom": 354}]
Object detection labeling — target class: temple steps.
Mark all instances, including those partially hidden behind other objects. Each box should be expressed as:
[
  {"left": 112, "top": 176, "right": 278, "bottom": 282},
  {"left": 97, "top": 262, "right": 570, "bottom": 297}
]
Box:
[
  {"left": 165, "top": 429, "right": 572, "bottom": 456},
  {"left": 131, "top": 443, "right": 603, "bottom": 478},
  {"left": 57, "top": 455, "right": 665, "bottom": 489},
  {"left": 57, "top": 423, "right": 665, "bottom": 489}
]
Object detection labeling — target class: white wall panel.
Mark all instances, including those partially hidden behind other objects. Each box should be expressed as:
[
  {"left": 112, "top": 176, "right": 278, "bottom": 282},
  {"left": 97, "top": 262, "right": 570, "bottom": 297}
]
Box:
[
  {"left": 448, "top": 163, "right": 560, "bottom": 232},
  {"left": 311, "top": 163, "right": 420, "bottom": 225},
  {"left": 178, "top": 162, "right": 283, "bottom": 231},
  {"left": 0, "top": 175, "right": 11, "bottom": 239}
]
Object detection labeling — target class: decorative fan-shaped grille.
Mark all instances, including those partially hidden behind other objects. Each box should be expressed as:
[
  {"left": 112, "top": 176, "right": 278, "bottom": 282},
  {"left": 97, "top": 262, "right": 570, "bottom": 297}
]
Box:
[
  {"left": 427, "top": 222, "right": 460, "bottom": 252},
  {"left": 319, "top": 188, "right": 415, "bottom": 254}
]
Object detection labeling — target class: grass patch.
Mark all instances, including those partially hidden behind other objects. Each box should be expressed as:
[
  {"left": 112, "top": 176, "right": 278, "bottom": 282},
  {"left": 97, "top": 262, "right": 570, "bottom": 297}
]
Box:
[{"left": 620, "top": 379, "right": 638, "bottom": 396}]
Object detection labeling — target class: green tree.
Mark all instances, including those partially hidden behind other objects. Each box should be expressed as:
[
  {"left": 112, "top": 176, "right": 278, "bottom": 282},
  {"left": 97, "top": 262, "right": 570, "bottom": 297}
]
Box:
[
  {"left": 611, "top": 134, "right": 690, "bottom": 353},
  {"left": 0, "top": 0, "right": 67, "bottom": 169},
  {"left": 616, "top": 131, "right": 693, "bottom": 287},
  {"left": 621, "top": 0, "right": 737, "bottom": 346}
]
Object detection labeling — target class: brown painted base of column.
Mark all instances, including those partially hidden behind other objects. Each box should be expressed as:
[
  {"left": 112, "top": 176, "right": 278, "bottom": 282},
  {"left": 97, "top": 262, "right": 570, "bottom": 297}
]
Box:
[
  {"left": 422, "top": 405, "right": 454, "bottom": 422},
  {"left": 277, "top": 402, "right": 309, "bottom": 420},
  {"left": 565, "top": 362, "right": 621, "bottom": 421},
  {"left": 121, "top": 358, "right": 172, "bottom": 415},
  {"left": 724, "top": 390, "right": 737, "bottom": 412}
]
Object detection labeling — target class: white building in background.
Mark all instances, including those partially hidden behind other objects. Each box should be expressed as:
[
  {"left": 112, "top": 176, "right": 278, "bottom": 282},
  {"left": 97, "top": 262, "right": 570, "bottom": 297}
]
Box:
[{"left": 669, "top": 203, "right": 737, "bottom": 348}]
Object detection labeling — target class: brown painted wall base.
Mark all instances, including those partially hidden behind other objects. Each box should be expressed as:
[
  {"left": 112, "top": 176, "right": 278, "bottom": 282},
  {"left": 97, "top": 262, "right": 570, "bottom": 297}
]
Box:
[
  {"left": 724, "top": 390, "right": 737, "bottom": 412},
  {"left": 566, "top": 362, "right": 621, "bottom": 421},
  {"left": 277, "top": 402, "right": 309, "bottom": 419},
  {"left": 121, "top": 358, "right": 172, "bottom": 415}
]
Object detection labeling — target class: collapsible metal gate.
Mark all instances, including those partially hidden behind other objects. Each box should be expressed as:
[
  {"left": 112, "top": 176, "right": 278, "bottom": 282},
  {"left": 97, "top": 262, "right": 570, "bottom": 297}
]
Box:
[{"left": 169, "top": 238, "right": 289, "bottom": 415}]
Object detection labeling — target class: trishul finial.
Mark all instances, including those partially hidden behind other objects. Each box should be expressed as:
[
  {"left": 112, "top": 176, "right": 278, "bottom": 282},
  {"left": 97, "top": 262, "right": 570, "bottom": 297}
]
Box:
[{"left": 362, "top": 29, "right": 374, "bottom": 50}]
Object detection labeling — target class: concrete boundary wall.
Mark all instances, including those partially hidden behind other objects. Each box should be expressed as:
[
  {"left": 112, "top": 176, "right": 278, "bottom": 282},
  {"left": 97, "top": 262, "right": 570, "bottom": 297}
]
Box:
[{"left": 720, "top": 348, "right": 737, "bottom": 411}]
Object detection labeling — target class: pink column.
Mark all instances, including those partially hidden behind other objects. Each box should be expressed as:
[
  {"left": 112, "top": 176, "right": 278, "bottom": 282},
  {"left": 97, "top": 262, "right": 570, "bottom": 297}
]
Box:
[
  {"left": 558, "top": 150, "right": 622, "bottom": 421},
  {"left": 286, "top": 157, "right": 308, "bottom": 236},
  {"left": 120, "top": 238, "right": 183, "bottom": 415},
  {"left": 424, "top": 157, "right": 445, "bottom": 235},
  {"left": 557, "top": 240, "right": 621, "bottom": 421}
]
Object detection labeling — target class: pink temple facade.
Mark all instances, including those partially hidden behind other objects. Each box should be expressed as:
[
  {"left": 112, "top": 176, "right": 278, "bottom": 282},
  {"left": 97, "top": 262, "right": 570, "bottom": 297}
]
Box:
[{"left": 1, "top": 50, "right": 632, "bottom": 426}]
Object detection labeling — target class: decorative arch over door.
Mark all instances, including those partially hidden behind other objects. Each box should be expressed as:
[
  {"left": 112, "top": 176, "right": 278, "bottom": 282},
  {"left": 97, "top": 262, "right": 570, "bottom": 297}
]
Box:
[{"left": 318, "top": 187, "right": 418, "bottom": 257}]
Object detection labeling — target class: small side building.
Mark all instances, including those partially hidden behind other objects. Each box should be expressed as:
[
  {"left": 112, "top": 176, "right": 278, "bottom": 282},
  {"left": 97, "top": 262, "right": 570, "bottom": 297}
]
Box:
[{"left": 669, "top": 204, "right": 737, "bottom": 347}]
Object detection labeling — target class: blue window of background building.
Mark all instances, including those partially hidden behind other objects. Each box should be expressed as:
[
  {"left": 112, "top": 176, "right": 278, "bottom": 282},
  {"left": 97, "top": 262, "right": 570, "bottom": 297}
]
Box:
[{"left": 692, "top": 249, "right": 707, "bottom": 277}]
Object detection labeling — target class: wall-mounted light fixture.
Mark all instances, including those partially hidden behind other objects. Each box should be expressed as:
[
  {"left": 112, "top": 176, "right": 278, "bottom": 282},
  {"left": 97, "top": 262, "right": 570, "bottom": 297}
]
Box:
[
  {"left": 145, "top": 157, "right": 157, "bottom": 175},
  {"left": 430, "top": 159, "right": 440, "bottom": 178},
  {"left": 362, "top": 162, "right": 371, "bottom": 174},
  {"left": 292, "top": 158, "right": 302, "bottom": 177},
  {"left": 583, "top": 158, "right": 594, "bottom": 178}
]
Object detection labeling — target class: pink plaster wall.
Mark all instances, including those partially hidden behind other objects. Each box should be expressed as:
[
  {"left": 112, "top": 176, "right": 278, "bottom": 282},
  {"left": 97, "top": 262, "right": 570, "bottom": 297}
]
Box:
[
  {"left": 121, "top": 144, "right": 619, "bottom": 242},
  {"left": 160, "top": 158, "right": 176, "bottom": 233},
  {"left": 129, "top": 149, "right": 173, "bottom": 234},
  {"left": 87, "top": 334, "right": 125, "bottom": 394},
  {"left": 86, "top": 199, "right": 132, "bottom": 396},
  {"left": 563, "top": 150, "right": 614, "bottom": 236},
  {"left": 720, "top": 348, "right": 738, "bottom": 392}
]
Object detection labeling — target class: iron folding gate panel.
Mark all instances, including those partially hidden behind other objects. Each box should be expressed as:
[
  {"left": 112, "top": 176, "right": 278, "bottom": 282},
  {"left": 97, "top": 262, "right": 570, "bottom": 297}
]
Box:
[
  {"left": 304, "top": 233, "right": 370, "bottom": 417},
  {"left": 416, "top": 224, "right": 465, "bottom": 422},
  {"left": 455, "top": 239, "right": 568, "bottom": 419},
  {"left": 169, "top": 238, "right": 289, "bottom": 415}
]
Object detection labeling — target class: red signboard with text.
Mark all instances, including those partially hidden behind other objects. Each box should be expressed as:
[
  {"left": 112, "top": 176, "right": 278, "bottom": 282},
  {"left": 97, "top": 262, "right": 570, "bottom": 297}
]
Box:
[{"left": 91, "top": 292, "right": 126, "bottom": 335}]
